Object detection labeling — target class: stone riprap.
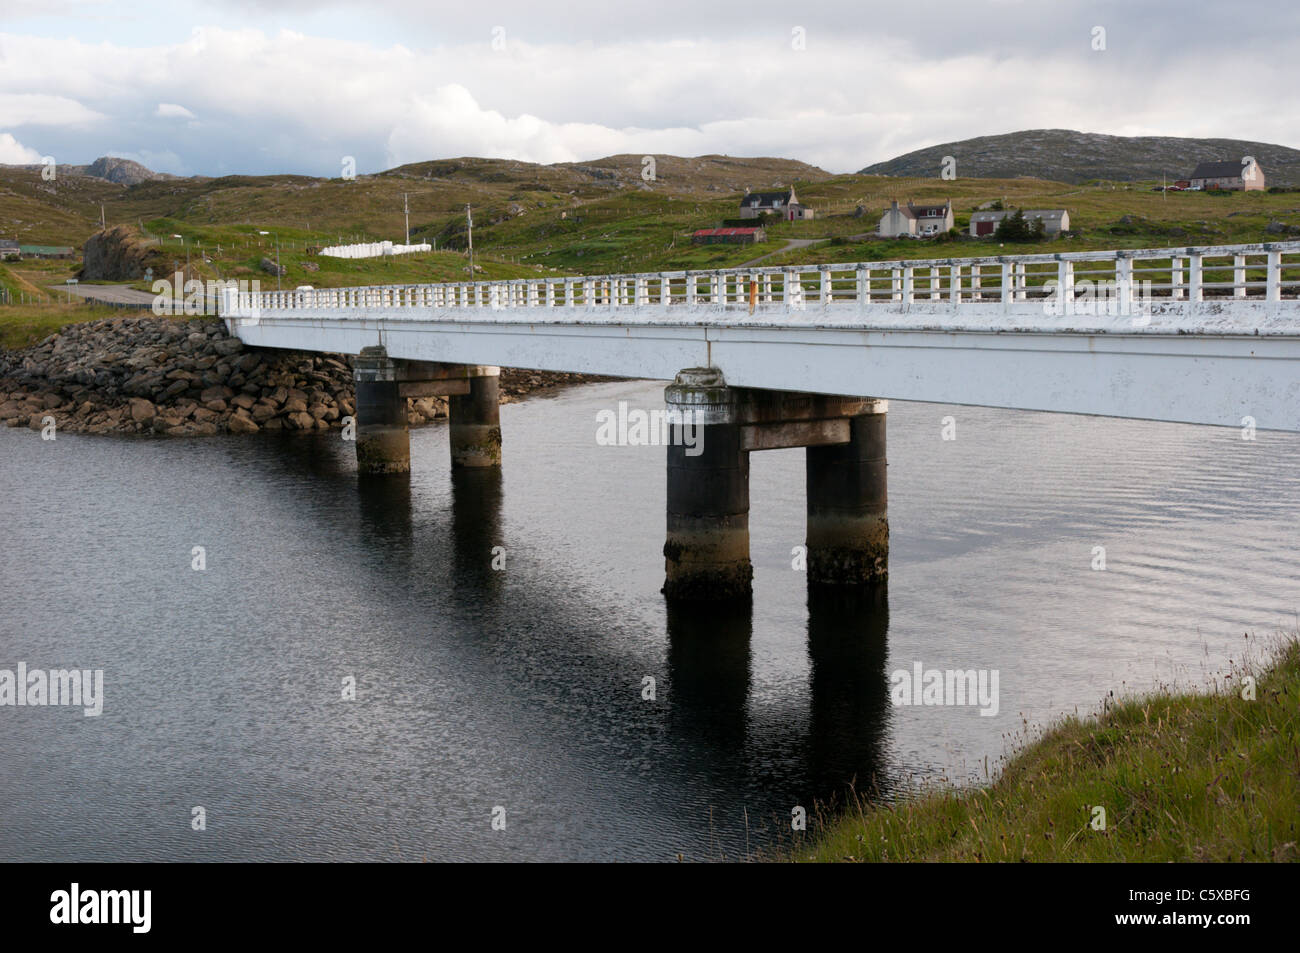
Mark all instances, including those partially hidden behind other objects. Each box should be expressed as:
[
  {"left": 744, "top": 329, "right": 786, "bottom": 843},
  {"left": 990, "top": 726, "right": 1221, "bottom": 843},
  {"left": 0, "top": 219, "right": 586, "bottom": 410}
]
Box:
[{"left": 0, "top": 314, "right": 611, "bottom": 437}]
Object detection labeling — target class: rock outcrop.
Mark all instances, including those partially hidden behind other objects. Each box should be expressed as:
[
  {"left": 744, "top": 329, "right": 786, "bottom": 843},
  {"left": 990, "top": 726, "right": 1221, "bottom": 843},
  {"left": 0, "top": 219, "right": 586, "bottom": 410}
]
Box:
[
  {"left": 79, "top": 225, "right": 168, "bottom": 281},
  {"left": 0, "top": 315, "right": 610, "bottom": 437}
]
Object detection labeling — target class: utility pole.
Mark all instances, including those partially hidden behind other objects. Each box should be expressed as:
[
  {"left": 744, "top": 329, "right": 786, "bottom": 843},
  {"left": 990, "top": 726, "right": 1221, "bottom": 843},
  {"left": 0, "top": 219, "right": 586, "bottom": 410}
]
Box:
[
  {"left": 403, "top": 193, "right": 410, "bottom": 246},
  {"left": 100, "top": 204, "right": 106, "bottom": 229},
  {"left": 466, "top": 204, "right": 474, "bottom": 277}
]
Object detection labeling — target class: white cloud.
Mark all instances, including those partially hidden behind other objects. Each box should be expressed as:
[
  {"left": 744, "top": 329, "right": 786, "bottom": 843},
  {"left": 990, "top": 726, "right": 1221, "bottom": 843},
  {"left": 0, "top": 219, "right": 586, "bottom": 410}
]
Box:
[
  {"left": 155, "top": 102, "right": 196, "bottom": 119},
  {"left": 0, "top": 92, "right": 104, "bottom": 126},
  {"left": 0, "top": 13, "right": 1296, "bottom": 177},
  {"left": 0, "top": 132, "right": 42, "bottom": 164}
]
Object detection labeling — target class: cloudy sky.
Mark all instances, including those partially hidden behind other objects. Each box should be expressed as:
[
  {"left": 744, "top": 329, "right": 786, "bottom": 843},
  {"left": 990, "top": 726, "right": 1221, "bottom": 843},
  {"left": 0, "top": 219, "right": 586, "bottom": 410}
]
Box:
[{"left": 1, "top": 0, "right": 1296, "bottom": 176}]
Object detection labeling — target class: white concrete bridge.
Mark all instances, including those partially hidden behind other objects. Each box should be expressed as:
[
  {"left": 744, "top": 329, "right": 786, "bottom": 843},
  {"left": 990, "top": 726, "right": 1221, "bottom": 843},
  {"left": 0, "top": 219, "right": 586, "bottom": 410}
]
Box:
[
  {"left": 224, "top": 241, "right": 1300, "bottom": 432},
  {"left": 220, "top": 241, "right": 1300, "bottom": 598}
]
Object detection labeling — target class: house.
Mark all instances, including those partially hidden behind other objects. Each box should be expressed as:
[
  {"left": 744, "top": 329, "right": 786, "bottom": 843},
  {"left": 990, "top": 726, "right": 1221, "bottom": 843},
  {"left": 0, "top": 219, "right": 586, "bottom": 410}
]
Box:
[
  {"left": 1188, "top": 160, "right": 1265, "bottom": 191},
  {"left": 0, "top": 239, "right": 19, "bottom": 260},
  {"left": 969, "top": 209, "right": 1070, "bottom": 238},
  {"left": 738, "top": 187, "right": 815, "bottom": 221},
  {"left": 18, "top": 244, "right": 74, "bottom": 259},
  {"left": 878, "top": 199, "right": 953, "bottom": 238},
  {"left": 692, "top": 227, "right": 766, "bottom": 246}
]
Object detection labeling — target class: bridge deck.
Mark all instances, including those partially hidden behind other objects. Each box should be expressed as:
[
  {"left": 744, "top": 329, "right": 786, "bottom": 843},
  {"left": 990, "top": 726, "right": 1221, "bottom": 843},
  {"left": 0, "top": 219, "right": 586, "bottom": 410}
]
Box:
[{"left": 222, "top": 242, "right": 1300, "bottom": 432}]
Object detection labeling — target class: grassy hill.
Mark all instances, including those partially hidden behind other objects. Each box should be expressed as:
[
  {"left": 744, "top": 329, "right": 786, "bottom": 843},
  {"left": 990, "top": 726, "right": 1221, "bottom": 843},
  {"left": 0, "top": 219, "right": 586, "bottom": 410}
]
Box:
[
  {"left": 795, "top": 636, "right": 1299, "bottom": 863},
  {"left": 860, "top": 129, "right": 1300, "bottom": 185},
  {"left": 4, "top": 146, "right": 1300, "bottom": 308}
]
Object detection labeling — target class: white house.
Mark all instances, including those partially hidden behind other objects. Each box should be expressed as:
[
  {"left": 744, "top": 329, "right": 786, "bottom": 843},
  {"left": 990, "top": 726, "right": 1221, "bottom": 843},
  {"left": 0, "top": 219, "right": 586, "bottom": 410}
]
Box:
[
  {"left": 969, "top": 209, "right": 1070, "bottom": 238},
  {"left": 739, "top": 187, "right": 815, "bottom": 221},
  {"left": 878, "top": 199, "right": 953, "bottom": 238},
  {"left": 1188, "top": 160, "right": 1265, "bottom": 191}
]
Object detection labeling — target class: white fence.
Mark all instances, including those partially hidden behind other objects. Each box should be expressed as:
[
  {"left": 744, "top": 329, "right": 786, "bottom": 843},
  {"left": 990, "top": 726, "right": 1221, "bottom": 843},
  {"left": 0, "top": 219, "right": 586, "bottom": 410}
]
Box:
[
  {"left": 227, "top": 241, "right": 1300, "bottom": 323},
  {"left": 318, "top": 241, "right": 432, "bottom": 259}
]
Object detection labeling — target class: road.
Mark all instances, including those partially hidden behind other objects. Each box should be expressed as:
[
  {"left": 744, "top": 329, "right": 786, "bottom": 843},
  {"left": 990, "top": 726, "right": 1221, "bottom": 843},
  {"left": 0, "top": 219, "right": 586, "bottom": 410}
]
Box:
[
  {"left": 735, "top": 237, "right": 827, "bottom": 268},
  {"left": 53, "top": 284, "right": 157, "bottom": 307}
]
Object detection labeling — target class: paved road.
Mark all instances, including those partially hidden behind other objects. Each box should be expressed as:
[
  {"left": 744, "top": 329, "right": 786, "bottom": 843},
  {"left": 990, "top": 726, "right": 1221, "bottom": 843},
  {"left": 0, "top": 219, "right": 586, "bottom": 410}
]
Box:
[
  {"left": 53, "top": 284, "right": 157, "bottom": 307},
  {"left": 735, "top": 237, "right": 827, "bottom": 269}
]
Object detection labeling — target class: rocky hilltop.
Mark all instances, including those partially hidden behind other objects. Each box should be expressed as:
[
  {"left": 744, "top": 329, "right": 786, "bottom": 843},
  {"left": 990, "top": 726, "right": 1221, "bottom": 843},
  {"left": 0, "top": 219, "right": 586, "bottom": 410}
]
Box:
[
  {"left": 0, "top": 315, "right": 606, "bottom": 437},
  {"left": 860, "top": 129, "right": 1300, "bottom": 185}
]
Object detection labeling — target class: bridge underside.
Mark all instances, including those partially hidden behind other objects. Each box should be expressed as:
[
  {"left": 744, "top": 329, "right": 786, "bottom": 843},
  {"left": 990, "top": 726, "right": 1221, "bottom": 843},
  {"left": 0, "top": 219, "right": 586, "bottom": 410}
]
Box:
[{"left": 229, "top": 309, "right": 1300, "bottom": 432}]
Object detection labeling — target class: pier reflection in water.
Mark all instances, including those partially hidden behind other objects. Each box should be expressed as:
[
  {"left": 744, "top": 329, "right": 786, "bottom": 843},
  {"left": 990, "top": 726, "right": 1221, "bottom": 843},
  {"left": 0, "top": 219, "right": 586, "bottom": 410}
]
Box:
[{"left": 2, "top": 379, "right": 1296, "bottom": 861}]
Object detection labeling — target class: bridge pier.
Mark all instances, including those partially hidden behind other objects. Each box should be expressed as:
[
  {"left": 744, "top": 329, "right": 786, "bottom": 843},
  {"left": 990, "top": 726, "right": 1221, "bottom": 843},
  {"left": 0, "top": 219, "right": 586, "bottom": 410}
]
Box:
[
  {"left": 663, "top": 368, "right": 753, "bottom": 600},
  {"left": 449, "top": 368, "right": 503, "bottom": 469},
  {"left": 662, "top": 368, "right": 888, "bottom": 599},
  {"left": 806, "top": 406, "right": 888, "bottom": 585},
  {"left": 353, "top": 346, "right": 410, "bottom": 475}
]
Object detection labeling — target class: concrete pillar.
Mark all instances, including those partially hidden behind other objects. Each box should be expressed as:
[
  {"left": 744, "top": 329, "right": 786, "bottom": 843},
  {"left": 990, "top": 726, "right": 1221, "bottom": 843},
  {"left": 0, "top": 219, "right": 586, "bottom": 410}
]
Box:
[
  {"left": 663, "top": 368, "right": 752, "bottom": 600},
  {"left": 353, "top": 345, "right": 410, "bottom": 475},
  {"left": 806, "top": 404, "right": 888, "bottom": 585},
  {"left": 449, "top": 367, "right": 502, "bottom": 468}
]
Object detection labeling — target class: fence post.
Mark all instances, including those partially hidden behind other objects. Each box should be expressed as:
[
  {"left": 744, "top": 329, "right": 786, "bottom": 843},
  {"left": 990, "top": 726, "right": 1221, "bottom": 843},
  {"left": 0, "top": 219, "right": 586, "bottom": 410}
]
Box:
[
  {"left": 1116, "top": 255, "right": 1133, "bottom": 311},
  {"left": 1058, "top": 259, "right": 1074, "bottom": 315},
  {"left": 1234, "top": 254, "right": 1246, "bottom": 298},
  {"left": 1267, "top": 250, "right": 1281, "bottom": 302},
  {"left": 1001, "top": 262, "right": 1013, "bottom": 312},
  {"left": 1189, "top": 253, "right": 1203, "bottom": 302}
]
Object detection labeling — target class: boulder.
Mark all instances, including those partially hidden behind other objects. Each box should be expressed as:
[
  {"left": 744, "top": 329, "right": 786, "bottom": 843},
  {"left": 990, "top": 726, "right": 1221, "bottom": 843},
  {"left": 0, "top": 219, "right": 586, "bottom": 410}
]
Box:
[
  {"left": 129, "top": 398, "right": 156, "bottom": 422},
  {"left": 227, "top": 413, "right": 259, "bottom": 434}
]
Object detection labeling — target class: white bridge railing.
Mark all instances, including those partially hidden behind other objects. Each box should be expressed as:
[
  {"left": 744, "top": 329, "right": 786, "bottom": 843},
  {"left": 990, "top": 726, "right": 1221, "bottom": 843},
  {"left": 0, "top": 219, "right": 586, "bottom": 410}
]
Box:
[{"left": 223, "top": 241, "right": 1300, "bottom": 320}]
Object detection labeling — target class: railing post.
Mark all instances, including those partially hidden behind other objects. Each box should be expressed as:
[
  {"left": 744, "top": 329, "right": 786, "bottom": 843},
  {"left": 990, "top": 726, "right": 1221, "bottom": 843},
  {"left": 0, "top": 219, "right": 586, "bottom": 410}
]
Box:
[
  {"left": 950, "top": 263, "right": 961, "bottom": 303},
  {"left": 1267, "top": 249, "right": 1282, "bottom": 302},
  {"left": 1058, "top": 259, "right": 1074, "bottom": 315},
  {"left": 972, "top": 263, "right": 982, "bottom": 301},
  {"left": 1171, "top": 256, "right": 1183, "bottom": 300},
  {"left": 1234, "top": 254, "right": 1247, "bottom": 298},
  {"left": 901, "top": 266, "right": 913, "bottom": 308},
  {"left": 1189, "top": 254, "right": 1203, "bottom": 302},
  {"left": 1001, "top": 262, "right": 1013, "bottom": 311},
  {"left": 711, "top": 273, "right": 721, "bottom": 305},
  {"left": 686, "top": 273, "right": 696, "bottom": 307},
  {"left": 1117, "top": 255, "right": 1133, "bottom": 311},
  {"left": 820, "top": 266, "right": 832, "bottom": 306},
  {"left": 855, "top": 265, "right": 867, "bottom": 306},
  {"left": 930, "top": 266, "right": 941, "bottom": 301}
]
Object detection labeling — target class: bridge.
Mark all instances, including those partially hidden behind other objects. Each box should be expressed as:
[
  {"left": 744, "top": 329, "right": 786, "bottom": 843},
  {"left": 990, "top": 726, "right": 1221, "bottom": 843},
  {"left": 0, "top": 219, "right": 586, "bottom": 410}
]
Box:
[{"left": 221, "top": 241, "right": 1300, "bottom": 599}]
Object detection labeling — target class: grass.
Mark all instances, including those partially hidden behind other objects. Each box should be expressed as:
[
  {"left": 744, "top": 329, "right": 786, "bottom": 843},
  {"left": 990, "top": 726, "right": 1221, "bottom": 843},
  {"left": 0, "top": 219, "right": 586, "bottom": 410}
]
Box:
[
  {"left": 0, "top": 301, "right": 146, "bottom": 351},
  {"left": 793, "top": 635, "right": 1299, "bottom": 863}
]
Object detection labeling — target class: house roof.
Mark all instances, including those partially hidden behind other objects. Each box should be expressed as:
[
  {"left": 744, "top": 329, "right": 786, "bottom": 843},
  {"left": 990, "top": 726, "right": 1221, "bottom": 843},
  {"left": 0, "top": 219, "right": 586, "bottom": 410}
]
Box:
[
  {"left": 740, "top": 190, "right": 793, "bottom": 208},
  {"left": 0, "top": 239, "right": 19, "bottom": 248},
  {"left": 694, "top": 227, "right": 763, "bottom": 237},
  {"left": 970, "top": 209, "right": 1068, "bottom": 223},
  {"left": 909, "top": 201, "right": 950, "bottom": 218},
  {"left": 1190, "top": 160, "right": 1251, "bottom": 179}
]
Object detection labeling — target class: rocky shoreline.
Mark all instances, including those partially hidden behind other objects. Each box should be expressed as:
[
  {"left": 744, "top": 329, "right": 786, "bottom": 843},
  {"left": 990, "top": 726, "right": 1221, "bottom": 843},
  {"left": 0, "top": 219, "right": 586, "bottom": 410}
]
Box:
[{"left": 0, "top": 314, "right": 613, "bottom": 436}]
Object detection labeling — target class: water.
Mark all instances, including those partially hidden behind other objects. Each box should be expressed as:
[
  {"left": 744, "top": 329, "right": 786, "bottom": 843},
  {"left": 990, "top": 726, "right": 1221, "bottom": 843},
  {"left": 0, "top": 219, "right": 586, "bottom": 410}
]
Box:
[{"left": 1, "top": 380, "right": 1297, "bottom": 861}]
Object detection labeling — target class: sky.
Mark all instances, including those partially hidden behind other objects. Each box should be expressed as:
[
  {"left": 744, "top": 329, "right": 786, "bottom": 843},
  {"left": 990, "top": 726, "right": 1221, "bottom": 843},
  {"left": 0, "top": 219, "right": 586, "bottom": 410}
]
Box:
[{"left": 1, "top": 0, "right": 1296, "bottom": 177}]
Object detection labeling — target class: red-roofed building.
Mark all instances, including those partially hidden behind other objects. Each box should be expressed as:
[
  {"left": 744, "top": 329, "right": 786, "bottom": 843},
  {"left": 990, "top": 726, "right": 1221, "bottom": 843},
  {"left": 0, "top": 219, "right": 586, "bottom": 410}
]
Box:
[{"left": 692, "top": 227, "right": 767, "bottom": 245}]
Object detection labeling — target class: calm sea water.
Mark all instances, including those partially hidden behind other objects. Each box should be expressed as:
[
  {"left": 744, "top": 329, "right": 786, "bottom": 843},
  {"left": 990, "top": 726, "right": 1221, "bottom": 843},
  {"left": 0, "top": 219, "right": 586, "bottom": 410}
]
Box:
[{"left": 1, "top": 380, "right": 1297, "bottom": 861}]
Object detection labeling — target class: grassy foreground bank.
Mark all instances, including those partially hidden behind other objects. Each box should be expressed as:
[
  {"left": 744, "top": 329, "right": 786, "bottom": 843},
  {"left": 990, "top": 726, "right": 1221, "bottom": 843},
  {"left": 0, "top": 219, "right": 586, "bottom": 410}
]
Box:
[{"left": 797, "top": 638, "right": 1298, "bottom": 862}]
